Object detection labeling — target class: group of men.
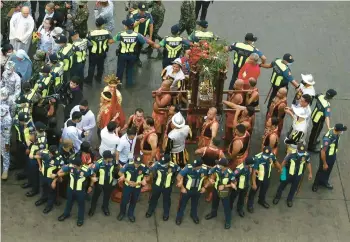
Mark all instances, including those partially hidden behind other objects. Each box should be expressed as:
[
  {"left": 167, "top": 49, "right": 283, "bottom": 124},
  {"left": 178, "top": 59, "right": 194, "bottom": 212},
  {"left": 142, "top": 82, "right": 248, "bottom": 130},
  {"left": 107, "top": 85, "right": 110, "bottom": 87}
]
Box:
[{"left": 0, "top": 0, "right": 347, "bottom": 231}]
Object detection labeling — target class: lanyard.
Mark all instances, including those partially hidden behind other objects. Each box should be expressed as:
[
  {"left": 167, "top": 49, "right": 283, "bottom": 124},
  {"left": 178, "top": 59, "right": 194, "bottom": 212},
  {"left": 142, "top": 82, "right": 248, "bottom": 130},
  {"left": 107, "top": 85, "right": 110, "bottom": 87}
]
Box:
[{"left": 126, "top": 136, "right": 133, "bottom": 152}]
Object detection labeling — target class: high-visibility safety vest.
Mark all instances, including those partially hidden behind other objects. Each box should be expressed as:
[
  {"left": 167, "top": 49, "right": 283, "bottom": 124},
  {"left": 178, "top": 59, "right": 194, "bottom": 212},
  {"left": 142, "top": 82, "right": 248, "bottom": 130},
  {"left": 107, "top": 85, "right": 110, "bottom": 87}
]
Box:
[
  {"left": 288, "top": 157, "right": 306, "bottom": 176},
  {"left": 322, "top": 129, "right": 339, "bottom": 156},
  {"left": 270, "top": 59, "right": 288, "bottom": 87},
  {"left": 96, "top": 158, "right": 114, "bottom": 185},
  {"left": 119, "top": 31, "right": 138, "bottom": 54},
  {"left": 232, "top": 42, "right": 255, "bottom": 69},
  {"left": 164, "top": 36, "right": 183, "bottom": 59},
  {"left": 13, "top": 124, "right": 22, "bottom": 142},
  {"left": 214, "top": 168, "right": 232, "bottom": 190},
  {"left": 72, "top": 39, "right": 88, "bottom": 63},
  {"left": 89, "top": 29, "right": 111, "bottom": 54},
  {"left": 134, "top": 15, "right": 151, "bottom": 36},
  {"left": 235, "top": 163, "right": 247, "bottom": 189},
  {"left": 33, "top": 74, "right": 52, "bottom": 98},
  {"left": 194, "top": 30, "right": 214, "bottom": 42},
  {"left": 254, "top": 153, "right": 274, "bottom": 181},
  {"left": 184, "top": 164, "right": 207, "bottom": 191},
  {"left": 51, "top": 62, "right": 64, "bottom": 88},
  {"left": 125, "top": 163, "right": 147, "bottom": 188},
  {"left": 154, "top": 162, "right": 176, "bottom": 188},
  {"left": 41, "top": 152, "right": 62, "bottom": 178},
  {"left": 58, "top": 43, "right": 74, "bottom": 71},
  {"left": 311, "top": 95, "right": 330, "bottom": 123},
  {"left": 69, "top": 169, "right": 87, "bottom": 191}
]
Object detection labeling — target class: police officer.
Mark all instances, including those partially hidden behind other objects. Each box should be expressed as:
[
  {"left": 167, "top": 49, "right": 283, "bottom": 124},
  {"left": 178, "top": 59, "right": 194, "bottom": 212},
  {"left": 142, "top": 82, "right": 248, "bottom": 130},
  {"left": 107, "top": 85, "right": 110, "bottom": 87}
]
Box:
[
  {"left": 260, "top": 53, "right": 300, "bottom": 109},
  {"left": 48, "top": 53, "right": 64, "bottom": 95},
  {"left": 88, "top": 150, "right": 118, "bottom": 217},
  {"left": 225, "top": 33, "right": 266, "bottom": 89},
  {"left": 70, "top": 29, "right": 88, "bottom": 81},
  {"left": 33, "top": 145, "right": 65, "bottom": 213},
  {"left": 113, "top": 18, "right": 157, "bottom": 86},
  {"left": 188, "top": 20, "right": 217, "bottom": 43},
  {"left": 247, "top": 146, "right": 280, "bottom": 213},
  {"left": 27, "top": 121, "right": 48, "bottom": 197},
  {"left": 132, "top": 2, "right": 154, "bottom": 66},
  {"left": 157, "top": 24, "right": 191, "bottom": 68},
  {"left": 230, "top": 156, "right": 255, "bottom": 218},
  {"left": 312, "top": 124, "right": 347, "bottom": 192},
  {"left": 308, "top": 89, "right": 337, "bottom": 152},
  {"left": 1, "top": 104, "right": 12, "bottom": 180},
  {"left": 205, "top": 158, "right": 236, "bottom": 229},
  {"left": 57, "top": 156, "right": 95, "bottom": 227},
  {"left": 118, "top": 156, "right": 150, "bottom": 222},
  {"left": 55, "top": 34, "right": 74, "bottom": 84},
  {"left": 33, "top": 65, "right": 53, "bottom": 98},
  {"left": 175, "top": 158, "right": 208, "bottom": 225},
  {"left": 273, "top": 143, "right": 312, "bottom": 207},
  {"left": 31, "top": 50, "right": 47, "bottom": 86},
  {"left": 85, "top": 17, "right": 113, "bottom": 84},
  {"left": 145, "top": 155, "right": 180, "bottom": 221}
]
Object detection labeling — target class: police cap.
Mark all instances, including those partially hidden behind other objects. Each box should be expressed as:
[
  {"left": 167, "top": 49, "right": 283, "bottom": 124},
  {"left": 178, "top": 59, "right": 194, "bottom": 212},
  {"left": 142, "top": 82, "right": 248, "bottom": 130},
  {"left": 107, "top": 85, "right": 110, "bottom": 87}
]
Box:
[
  {"left": 49, "top": 145, "right": 58, "bottom": 155},
  {"left": 49, "top": 53, "right": 59, "bottom": 63},
  {"left": 96, "top": 17, "right": 107, "bottom": 27},
  {"left": 334, "top": 123, "right": 347, "bottom": 132},
  {"left": 263, "top": 146, "right": 272, "bottom": 154},
  {"left": 138, "top": 2, "right": 147, "bottom": 10},
  {"left": 245, "top": 156, "right": 255, "bottom": 165},
  {"left": 22, "top": 82, "right": 32, "bottom": 91},
  {"left": 18, "top": 112, "right": 30, "bottom": 122},
  {"left": 192, "top": 158, "right": 203, "bottom": 167},
  {"left": 69, "top": 29, "right": 79, "bottom": 37},
  {"left": 35, "top": 121, "right": 47, "bottom": 131},
  {"left": 245, "top": 33, "right": 258, "bottom": 42},
  {"left": 196, "top": 20, "right": 208, "bottom": 28},
  {"left": 28, "top": 126, "right": 36, "bottom": 134},
  {"left": 102, "top": 150, "right": 114, "bottom": 159},
  {"left": 159, "top": 154, "right": 171, "bottom": 164},
  {"left": 283, "top": 53, "right": 294, "bottom": 63},
  {"left": 71, "top": 157, "right": 82, "bottom": 167},
  {"left": 41, "top": 65, "right": 51, "bottom": 74},
  {"left": 122, "top": 18, "right": 135, "bottom": 27},
  {"left": 326, "top": 89, "right": 337, "bottom": 98},
  {"left": 171, "top": 24, "right": 180, "bottom": 35},
  {"left": 216, "top": 158, "right": 228, "bottom": 167},
  {"left": 297, "top": 143, "right": 306, "bottom": 152},
  {"left": 54, "top": 35, "right": 67, "bottom": 44},
  {"left": 134, "top": 155, "right": 142, "bottom": 164}
]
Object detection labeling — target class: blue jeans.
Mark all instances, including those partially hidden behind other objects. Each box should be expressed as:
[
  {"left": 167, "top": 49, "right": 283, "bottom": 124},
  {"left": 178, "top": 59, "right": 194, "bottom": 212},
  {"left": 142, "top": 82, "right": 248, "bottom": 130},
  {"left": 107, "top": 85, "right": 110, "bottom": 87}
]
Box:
[
  {"left": 176, "top": 189, "right": 201, "bottom": 219},
  {"left": 120, "top": 185, "right": 141, "bottom": 217},
  {"left": 117, "top": 54, "right": 137, "bottom": 86}
]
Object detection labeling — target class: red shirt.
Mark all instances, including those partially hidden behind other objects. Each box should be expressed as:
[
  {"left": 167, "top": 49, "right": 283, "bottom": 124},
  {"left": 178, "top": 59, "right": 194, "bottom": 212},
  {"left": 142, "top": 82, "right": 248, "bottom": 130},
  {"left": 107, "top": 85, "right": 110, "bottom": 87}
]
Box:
[{"left": 238, "top": 62, "right": 260, "bottom": 89}]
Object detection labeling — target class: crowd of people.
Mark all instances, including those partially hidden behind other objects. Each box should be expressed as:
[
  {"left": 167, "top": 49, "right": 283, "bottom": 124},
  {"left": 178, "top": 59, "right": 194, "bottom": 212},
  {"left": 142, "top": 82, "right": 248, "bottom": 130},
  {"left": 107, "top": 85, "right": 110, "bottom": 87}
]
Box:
[{"left": 0, "top": 0, "right": 347, "bottom": 230}]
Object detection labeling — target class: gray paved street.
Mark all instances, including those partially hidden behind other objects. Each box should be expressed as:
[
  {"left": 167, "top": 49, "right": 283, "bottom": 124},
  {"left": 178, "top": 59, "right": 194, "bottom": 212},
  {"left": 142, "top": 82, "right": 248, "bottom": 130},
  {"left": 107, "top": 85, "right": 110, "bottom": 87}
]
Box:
[{"left": 2, "top": 1, "right": 350, "bottom": 241}]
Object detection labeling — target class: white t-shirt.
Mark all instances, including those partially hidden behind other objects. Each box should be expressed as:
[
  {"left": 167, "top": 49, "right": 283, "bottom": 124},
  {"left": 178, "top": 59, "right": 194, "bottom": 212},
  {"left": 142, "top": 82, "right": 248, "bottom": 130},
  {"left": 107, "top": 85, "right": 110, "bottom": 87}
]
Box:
[
  {"left": 117, "top": 134, "right": 136, "bottom": 164},
  {"left": 99, "top": 127, "right": 120, "bottom": 156}
]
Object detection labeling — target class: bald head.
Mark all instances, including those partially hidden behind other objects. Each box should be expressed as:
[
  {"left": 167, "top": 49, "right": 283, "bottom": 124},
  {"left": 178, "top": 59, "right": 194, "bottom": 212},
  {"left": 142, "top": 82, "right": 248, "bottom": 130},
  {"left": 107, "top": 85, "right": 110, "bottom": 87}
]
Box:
[
  {"left": 46, "top": 3, "right": 55, "bottom": 13},
  {"left": 21, "top": 6, "right": 30, "bottom": 17},
  {"left": 234, "top": 79, "right": 244, "bottom": 89},
  {"left": 207, "top": 107, "right": 217, "bottom": 120},
  {"left": 277, "top": 87, "right": 288, "bottom": 98},
  {"left": 249, "top": 53, "right": 259, "bottom": 64},
  {"left": 161, "top": 79, "right": 172, "bottom": 90},
  {"left": 249, "top": 77, "right": 257, "bottom": 87}
]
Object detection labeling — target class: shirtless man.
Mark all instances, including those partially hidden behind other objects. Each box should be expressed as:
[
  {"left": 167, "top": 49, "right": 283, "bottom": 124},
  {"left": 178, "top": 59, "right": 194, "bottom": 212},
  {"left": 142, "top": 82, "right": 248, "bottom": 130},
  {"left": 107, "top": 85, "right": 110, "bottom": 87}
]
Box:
[
  {"left": 246, "top": 78, "right": 259, "bottom": 107},
  {"left": 198, "top": 107, "right": 219, "bottom": 148},
  {"left": 262, "top": 117, "right": 279, "bottom": 155},
  {"left": 265, "top": 87, "right": 287, "bottom": 137},
  {"left": 233, "top": 106, "right": 255, "bottom": 134},
  {"left": 227, "top": 124, "right": 250, "bottom": 170}
]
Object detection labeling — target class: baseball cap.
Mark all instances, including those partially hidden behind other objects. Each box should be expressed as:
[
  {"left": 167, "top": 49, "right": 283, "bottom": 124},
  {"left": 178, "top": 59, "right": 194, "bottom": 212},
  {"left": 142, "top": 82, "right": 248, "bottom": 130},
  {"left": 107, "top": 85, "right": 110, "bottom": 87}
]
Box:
[
  {"left": 171, "top": 24, "right": 180, "bottom": 35},
  {"left": 18, "top": 112, "right": 30, "bottom": 122},
  {"left": 103, "top": 150, "right": 114, "bottom": 159},
  {"left": 122, "top": 18, "right": 135, "bottom": 27},
  {"left": 49, "top": 53, "right": 58, "bottom": 62},
  {"left": 41, "top": 65, "right": 51, "bottom": 74},
  {"left": 96, "top": 17, "right": 107, "bottom": 26},
  {"left": 334, "top": 123, "right": 347, "bottom": 132},
  {"left": 245, "top": 33, "right": 258, "bottom": 42},
  {"left": 55, "top": 35, "right": 67, "bottom": 44},
  {"left": 216, "top": 158, "right": 228, "bottom": 167},
  {"left": 138, "top": 2, "right": 147, "bottom": 10},
  {"left": 69, "top": 29, "right": 79, "bottom": 37},
  {"left": 283, "top": 53, "right": 294, "bottom": 63},
  {"left": 262, "top": 146, "right": 272, "bottom": 154},
  {"left": 326, "top": 89, "right": 337, "bottom": 98},
  {"left": 196, "top": 20, "right": 208, "bottom": 28},
  {"left": 35, "top": 121, "right": 47, "bottom": 131}
]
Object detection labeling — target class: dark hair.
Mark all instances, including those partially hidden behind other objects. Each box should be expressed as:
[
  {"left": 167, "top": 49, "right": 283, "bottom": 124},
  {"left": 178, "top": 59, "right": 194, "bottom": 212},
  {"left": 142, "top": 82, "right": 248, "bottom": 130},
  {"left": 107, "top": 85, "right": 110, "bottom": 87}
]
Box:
[
  {"left": 43, "top": 17, "right": 55, "bottom": 31},
  {"left": 1, "top": 44, "right": 13, "bottom": 55},
  {"left": 249, "top": 78, "right": 257, "bottom": 87},
  {"left": 72, "top": 111, "right": 82, "bottom": 120},
  {"left": 174, "top": 104, "right": 181, "bottom": 113},
  {"left": 302, "top": 94, "right": 312, "bottom": 104},
  {"left": 135, "top": 108, "right": 144, "bottom": 114},
  {"left": 236, "top": 124, "right": 246, "bottom": 134},
  {"left": 67, "top": 120, "right": 76, "bottom": 127},
  {"left": 246, "top": 106, "right": 255, "bottom": 117},
  {"left": 70, "top": 76, "right": 81, "bottom": 85},
  {"left": 271, "top": 117, "right": 279, "bottom": 126},
  {"left": 107, "top": 121, "right": 117, "bottom": 132},
  {"left": 49, "top": 145, "right": 58, "bottom": 155},
  {"left": 145, "top": 116, "right": 154, "bottom": 127},
  {"left": 127, "top": 127, "right": 137, "bottom": 136},
  {"left": 80, "top": 100, "right": 88, "bottom": 107}
]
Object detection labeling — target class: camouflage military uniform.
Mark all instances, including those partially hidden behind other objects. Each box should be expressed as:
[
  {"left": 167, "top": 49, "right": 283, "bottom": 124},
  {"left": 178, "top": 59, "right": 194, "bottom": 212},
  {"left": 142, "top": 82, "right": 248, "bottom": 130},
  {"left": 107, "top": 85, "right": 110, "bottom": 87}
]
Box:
[
  {"left": 149, "top": 1, "right": 165, "bottom": 41},
  {"left": 32, "top": 50, "right": 46, "bottom": 86},
  {"left": 0, "top": 104, "right": 12, "bottom": 176},
  {"left": 72, "top": 1, "right": 89, "bottom": 38},
  {"left": 125, "top": 1, "right": 149, "bottom": 18},
  {"left": 1, "top": 1, "right": 24, "bottom": 42},
  {"left": 179, "top": 0, "right": 196, "bottom": 36}
]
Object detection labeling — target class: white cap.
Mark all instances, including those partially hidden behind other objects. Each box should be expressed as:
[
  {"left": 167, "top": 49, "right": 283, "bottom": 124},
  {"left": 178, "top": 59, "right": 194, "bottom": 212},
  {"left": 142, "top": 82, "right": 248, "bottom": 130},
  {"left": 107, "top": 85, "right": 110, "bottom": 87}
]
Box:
[
  {"left": 171, "top": 112, "right": 185, "bottom": 128},
  {"left": 301, "top": 74, "right": 315, "bottom": 85},
  {"left": 52, "top": 27, "right": 63, "bottom": 37},
  {"left": 172, "top": 58, "right": 182, "bottom": 66}
]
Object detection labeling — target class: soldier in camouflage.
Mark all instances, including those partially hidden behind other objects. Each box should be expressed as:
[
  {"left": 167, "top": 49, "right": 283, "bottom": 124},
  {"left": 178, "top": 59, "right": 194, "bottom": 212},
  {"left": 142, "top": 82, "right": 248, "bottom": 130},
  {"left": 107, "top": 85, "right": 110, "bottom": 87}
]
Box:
[
  {"left": 32, "top": 50, "right": 47, "bottom": 86},
  {"left": 149, "top": 0, "right": 165, "bottom": 42},
  {"left": 72, "top": 1, "right": 89, "bottom": 38},
  {"left": 125, "top": 1, "right": 148, "bottom": 18},
  {"left": 0, "top": 103, "right": 12, "bottom": 180},
  {"left": 179, "top": 0, "right": 196, "bottom": 36}
]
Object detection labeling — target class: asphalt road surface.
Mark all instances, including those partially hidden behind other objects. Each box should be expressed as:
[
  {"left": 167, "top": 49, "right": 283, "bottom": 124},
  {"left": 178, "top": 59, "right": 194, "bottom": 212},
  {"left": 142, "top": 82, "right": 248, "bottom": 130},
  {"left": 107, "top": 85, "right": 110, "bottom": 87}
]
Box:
[{"left": 2, "top": 1, "right": 350, "bottom": 241}]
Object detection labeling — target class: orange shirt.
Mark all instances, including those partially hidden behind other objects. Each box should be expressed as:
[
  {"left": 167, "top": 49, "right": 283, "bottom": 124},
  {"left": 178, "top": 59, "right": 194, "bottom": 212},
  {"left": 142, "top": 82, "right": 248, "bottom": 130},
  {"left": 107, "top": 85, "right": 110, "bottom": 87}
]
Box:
[{"left": 238, "top": 62, "right": 261, "bottom": 89}]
